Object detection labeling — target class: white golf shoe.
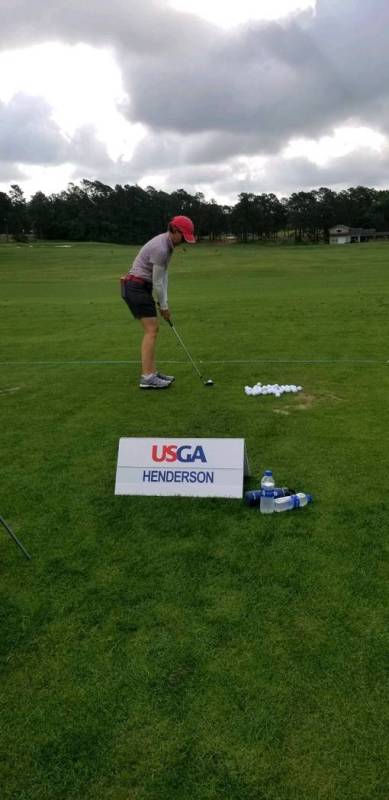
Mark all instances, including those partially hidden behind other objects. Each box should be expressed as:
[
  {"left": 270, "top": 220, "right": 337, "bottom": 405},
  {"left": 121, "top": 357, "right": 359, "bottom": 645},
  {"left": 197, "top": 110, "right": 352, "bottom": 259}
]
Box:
[
  {"left": 156, "top": 371, "right": 175, "bottom": 383},
  {"left": 139, "top": 373, "right": 171, "bottom": 389}
]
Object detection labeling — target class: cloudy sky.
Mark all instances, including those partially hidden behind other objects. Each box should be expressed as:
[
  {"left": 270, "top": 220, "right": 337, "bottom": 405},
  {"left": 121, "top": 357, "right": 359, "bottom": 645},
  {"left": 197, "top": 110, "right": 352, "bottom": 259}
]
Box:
[{"left": 0, "top": 0, "right": 389, "bottom": 203}]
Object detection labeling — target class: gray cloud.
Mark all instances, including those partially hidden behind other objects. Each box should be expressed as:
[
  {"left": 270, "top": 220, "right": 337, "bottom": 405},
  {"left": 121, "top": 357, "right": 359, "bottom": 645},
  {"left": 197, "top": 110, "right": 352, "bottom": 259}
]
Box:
[
  {"left": 70, "top": 156, "right": 138, "bottom": 188},
  {"left": 127, "top": 131, "right": 261, "bottom": 176},
  {"left": 209, "top": 145, "right": 389, "bottom": 201},
  {"left": 0, "top": 162, "right": 26, "bottom": 182},
  {"left": 93, "top": 142, "right": 389, "bottom": 205},
  {"left": 0, "top": 94, "right": 113, "bottom": 171},
  {"left": 0, "top": 94, "right": 68, "bottom": 164},
  {"left": 69, "top": 125, "right": 113, "bottom": 169},
  {"left": 277, "top": 147, "right": 389, "bottom": 193},
  {"left": 1, "top": 0, "right": 389, "bottom": 197},
  {"left": 0, "top": 0, "right": 212, "bottom": 55},
  {"left": 120, "top": 0, "right": 389, "bottom": 150},
  {"left": 122, "top": 17, "right": 333, "bottom": 145},
  {"left": 3, "top": 1, "right": 389, "bottom": 142}
]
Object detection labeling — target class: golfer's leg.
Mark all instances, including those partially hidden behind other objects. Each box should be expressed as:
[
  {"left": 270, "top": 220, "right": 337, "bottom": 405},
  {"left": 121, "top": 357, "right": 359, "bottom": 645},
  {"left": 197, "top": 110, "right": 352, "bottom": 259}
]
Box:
[{"left": 140, "top": 317, "right": 159, "bottom": 375}]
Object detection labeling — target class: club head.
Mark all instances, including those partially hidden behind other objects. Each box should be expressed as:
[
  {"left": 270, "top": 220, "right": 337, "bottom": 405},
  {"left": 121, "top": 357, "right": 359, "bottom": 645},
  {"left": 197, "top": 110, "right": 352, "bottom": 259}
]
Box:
[{"left": 204, "top": 379, "right": 214, "bottom": 386}]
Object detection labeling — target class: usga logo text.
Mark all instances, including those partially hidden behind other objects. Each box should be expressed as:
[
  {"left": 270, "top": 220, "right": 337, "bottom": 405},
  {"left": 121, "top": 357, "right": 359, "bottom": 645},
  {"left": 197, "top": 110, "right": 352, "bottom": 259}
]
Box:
[{"left": 151, "top": 444, "right": 207, "bottom": 463}]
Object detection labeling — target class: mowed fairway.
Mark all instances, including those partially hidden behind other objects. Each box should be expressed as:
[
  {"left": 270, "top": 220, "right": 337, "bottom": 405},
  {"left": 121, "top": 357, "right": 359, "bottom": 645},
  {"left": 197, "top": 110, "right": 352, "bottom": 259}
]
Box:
[{"left": 1, "top": 240, "right": 389, "bottom": 800}]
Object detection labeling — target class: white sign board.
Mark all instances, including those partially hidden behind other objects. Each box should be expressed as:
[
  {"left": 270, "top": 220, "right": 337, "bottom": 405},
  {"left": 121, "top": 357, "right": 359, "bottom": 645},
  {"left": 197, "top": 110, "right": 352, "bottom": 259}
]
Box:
[{"left": 115, "top": 437, "right": 250, "bottom": 498}]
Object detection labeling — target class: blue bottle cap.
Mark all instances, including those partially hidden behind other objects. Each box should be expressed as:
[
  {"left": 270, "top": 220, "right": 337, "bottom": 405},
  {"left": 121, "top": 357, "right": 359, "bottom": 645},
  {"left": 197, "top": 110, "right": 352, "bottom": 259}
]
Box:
[
  {"left": 307, "top": 494, "right": 313, "bottom": 503},
  {"left": 264, "top": 470, "right": 273, "bottom": 476}
]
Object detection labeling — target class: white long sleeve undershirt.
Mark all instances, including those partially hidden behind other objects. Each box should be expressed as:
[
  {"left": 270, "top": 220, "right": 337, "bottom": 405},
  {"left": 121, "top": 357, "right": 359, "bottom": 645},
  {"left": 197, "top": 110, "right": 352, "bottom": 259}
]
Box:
[{"left": 152, "top": 263, "right": 168, "bottom": 309}]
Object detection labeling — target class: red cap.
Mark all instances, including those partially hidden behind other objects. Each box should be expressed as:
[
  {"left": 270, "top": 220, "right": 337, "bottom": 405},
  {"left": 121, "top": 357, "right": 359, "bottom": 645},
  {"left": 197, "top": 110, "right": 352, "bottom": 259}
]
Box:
[{"left": 170, "top": 215, "right": 196, "bottom": 243}]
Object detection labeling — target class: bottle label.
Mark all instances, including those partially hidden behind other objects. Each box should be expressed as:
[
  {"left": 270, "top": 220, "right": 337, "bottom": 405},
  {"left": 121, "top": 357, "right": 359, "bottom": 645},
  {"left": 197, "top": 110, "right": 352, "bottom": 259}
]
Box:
[
  {"left": 273, "top": 487, "right": 289, "bottom": 498},
  {"left": 292, "top": 495, "right": 300, "bottom": 508}
]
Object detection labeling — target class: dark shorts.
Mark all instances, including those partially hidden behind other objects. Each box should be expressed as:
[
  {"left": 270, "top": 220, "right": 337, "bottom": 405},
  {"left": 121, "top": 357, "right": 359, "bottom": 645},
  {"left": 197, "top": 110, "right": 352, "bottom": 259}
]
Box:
[{"left": 121, "top": 278, "right": 157, "bottom": 319}]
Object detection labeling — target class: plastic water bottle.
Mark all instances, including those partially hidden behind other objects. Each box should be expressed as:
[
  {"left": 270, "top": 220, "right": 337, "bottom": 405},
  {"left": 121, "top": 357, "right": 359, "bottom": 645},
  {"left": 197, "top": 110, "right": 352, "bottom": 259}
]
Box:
[
  {"left": 260, "top": 470, "right": 275, "bottom": 514},
  {"left": 274, "top": 492, "right": 313, "bottom": 512},
  {"left": 245, "top": 488, "right": 293, "bottom": 507}
]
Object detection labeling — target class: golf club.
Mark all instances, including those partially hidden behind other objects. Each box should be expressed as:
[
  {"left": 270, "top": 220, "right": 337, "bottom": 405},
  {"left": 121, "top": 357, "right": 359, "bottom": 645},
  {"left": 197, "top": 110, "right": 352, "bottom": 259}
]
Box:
[
  {"left": 0, "top": 515, "right": 31, "bottom": 560},
  {"left": 166, "top": 319, "right": 214, "bottom": 386}
]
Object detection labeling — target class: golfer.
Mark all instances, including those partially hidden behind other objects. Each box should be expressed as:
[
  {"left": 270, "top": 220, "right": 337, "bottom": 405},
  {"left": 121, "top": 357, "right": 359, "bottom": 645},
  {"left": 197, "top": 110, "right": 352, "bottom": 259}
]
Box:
[{"left": 121, "top": 215, "right": 196, "bottom": 388}]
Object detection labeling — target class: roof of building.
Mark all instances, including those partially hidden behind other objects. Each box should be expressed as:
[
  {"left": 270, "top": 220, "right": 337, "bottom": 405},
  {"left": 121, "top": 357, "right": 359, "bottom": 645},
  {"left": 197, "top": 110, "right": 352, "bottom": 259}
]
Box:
[{"left": 329, "top": 225, "right": 376, "bottom": 235}]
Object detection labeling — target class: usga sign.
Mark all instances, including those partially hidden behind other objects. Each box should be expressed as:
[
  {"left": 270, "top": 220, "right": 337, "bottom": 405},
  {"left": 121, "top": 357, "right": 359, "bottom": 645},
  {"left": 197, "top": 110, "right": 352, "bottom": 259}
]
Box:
[
  {"left": 151, "top": 444, "right": 207, "bottom": 463},
  {"left": 115, "top": 438, "right": 250, "bottom": 498}
]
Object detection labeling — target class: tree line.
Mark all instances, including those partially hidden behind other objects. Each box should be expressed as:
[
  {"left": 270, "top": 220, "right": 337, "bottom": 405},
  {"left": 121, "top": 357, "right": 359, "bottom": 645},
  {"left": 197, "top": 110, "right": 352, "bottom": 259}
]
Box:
[{"left": 1, "top": 180, "right": 389, "bottom": 244}]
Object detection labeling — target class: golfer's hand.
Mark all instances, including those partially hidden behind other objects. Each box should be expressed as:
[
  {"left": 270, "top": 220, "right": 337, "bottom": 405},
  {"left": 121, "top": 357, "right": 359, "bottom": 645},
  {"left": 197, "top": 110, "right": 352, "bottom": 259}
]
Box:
[{"left": 160, "top": 308, "right": 171, "bottom": 321}]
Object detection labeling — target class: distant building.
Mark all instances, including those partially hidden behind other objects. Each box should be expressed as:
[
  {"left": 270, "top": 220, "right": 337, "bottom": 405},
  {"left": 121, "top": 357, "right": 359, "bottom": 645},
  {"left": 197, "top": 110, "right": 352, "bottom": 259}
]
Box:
[
  {"left": 329, "top": 225, "right": 375, "bottom": 244},
  {"left": 329, "top": 225, "right": 389, "bottom": 244}
]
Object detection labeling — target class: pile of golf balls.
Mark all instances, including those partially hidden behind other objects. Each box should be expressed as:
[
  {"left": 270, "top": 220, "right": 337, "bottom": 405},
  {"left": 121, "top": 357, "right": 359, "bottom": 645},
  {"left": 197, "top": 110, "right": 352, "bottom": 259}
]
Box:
[{"left": 244, "top": 382, "right": 303, "bottom": 397}]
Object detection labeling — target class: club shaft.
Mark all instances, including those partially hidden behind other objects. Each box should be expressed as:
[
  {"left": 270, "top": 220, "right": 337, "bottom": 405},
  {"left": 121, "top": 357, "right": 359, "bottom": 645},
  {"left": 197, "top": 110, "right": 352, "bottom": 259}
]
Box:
[
  {"left": 0, "top": 516, "right": 31, "bottom": 560},
  {"left": 168, "top": 322, "right": 204, "bottom": 380}
]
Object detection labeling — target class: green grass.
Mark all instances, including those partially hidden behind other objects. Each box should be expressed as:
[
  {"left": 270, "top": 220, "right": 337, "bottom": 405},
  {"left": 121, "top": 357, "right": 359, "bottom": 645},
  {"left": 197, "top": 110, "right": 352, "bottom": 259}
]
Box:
[{"left": 1, "top": 240, "right": 389, "bottom": 800}]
